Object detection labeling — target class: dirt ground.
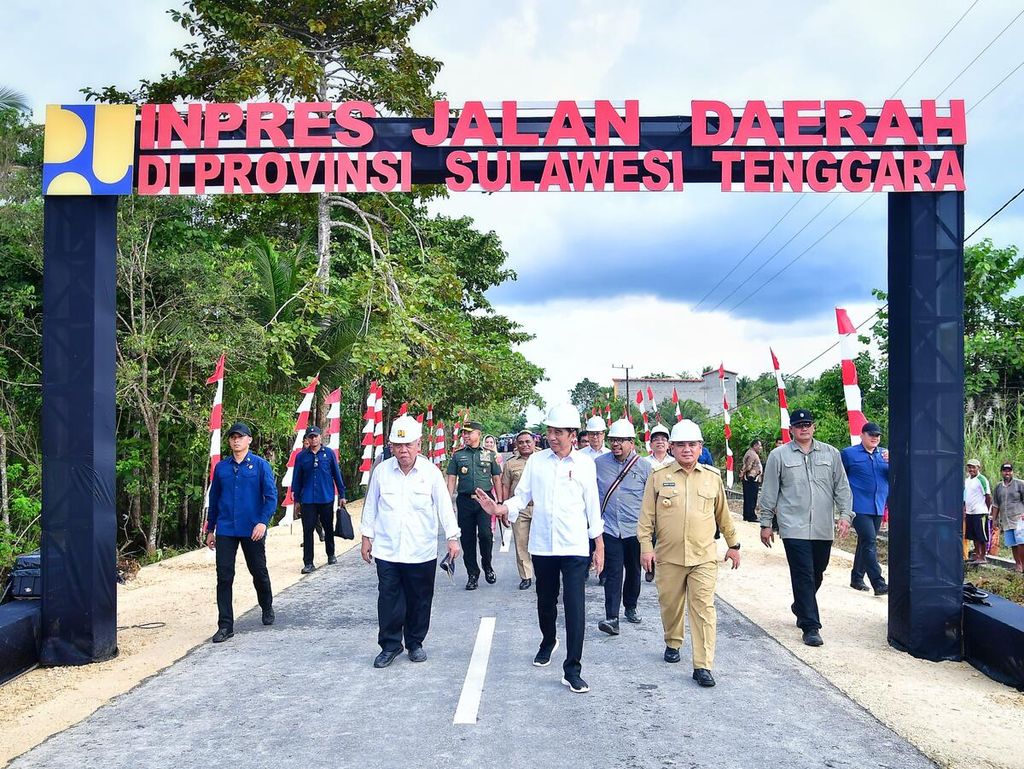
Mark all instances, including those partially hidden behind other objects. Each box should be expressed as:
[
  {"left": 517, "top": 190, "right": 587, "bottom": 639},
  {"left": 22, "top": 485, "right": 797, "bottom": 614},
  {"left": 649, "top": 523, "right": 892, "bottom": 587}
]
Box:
[
  {"left": 0, "top": 502, "right": 363, "bottom": 767},
  {"left": 2, "top": 501, "right": 1023, "bottom": 768}
]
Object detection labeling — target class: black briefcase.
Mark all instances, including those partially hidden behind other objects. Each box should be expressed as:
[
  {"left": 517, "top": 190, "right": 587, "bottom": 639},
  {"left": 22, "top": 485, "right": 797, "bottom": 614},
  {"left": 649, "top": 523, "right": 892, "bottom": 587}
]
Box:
[{"left": 334, "top": 504, "right": 355, "bottom": 540}]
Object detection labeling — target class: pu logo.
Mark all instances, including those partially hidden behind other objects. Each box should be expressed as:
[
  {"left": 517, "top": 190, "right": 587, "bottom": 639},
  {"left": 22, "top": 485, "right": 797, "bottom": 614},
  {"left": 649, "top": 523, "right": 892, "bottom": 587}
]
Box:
[{"left": 42, "top": 104, "right": 136, "bottom": 195}]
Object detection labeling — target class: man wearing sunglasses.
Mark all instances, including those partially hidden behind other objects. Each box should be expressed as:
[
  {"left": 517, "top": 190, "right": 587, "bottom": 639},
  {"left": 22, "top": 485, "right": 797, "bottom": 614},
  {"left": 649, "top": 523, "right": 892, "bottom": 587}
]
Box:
[
  {"left": 758, "top": 408, "right": 853, "bottom": 647},
  {"left": 292, "top": 425, "right": 347, "bottom": 574}
]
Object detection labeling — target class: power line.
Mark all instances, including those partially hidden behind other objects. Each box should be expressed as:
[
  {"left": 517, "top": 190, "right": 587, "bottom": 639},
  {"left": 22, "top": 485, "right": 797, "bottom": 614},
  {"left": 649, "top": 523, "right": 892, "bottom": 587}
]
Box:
[
  {"left": 935, "top": 7, "right": 1024, "bottom": 98},
  {"left": 966, "top": 185, "right": 1024, "bottom": 241},
  {"left": 891, "top": 0, "right": 982, "bottom": 97},
  {"left": 967, "top": 55, "right": 1024, "bottom": 114}
]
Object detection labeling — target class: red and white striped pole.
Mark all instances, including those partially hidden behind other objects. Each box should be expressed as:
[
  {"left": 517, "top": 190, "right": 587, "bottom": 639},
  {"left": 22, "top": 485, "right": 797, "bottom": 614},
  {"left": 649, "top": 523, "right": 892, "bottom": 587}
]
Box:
[
  {"left": 372, "top": 384, "right": 384, "bottom": 463},
  {"left": 719, "top": 363, "right": 734, "bottom": 489},
  {"left": 433, "top": 420, "right": 446, "bottom": 465},
  {"left": 770, "top": 347, "right": 791, "bottom": 444},
  {"left": 836, "top": 307, "right": 867, "bottom": 445},
  {"left": 200, "top": 354, "right": 225, "bottom": 538},
  {"left": 358, "top": 381, "right": 378, "bottom": 485},
  {"left": 672, "top": 387, "right": 681, "bottom": 422},
  {"left": 280, "top": 375, "right": 319, "bottom": 526},
  {"left": 325, "top": 387, "right": 342, "bottom": 462}
]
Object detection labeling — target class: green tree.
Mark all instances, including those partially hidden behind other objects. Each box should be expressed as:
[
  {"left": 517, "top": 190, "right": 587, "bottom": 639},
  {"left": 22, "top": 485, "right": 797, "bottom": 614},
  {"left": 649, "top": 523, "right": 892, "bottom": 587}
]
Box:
[{"left": 569, "top": 378, "right": 602, "bottom": 410}]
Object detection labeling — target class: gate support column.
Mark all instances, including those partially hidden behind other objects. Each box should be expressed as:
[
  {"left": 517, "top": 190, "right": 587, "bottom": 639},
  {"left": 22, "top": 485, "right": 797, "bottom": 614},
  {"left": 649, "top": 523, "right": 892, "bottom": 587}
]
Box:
[
  {"left": 40, "top": 196, "right": 118, "bottom": 665},
  {"left": 887, "top": 190, "right": 964, "bottom": 661}
]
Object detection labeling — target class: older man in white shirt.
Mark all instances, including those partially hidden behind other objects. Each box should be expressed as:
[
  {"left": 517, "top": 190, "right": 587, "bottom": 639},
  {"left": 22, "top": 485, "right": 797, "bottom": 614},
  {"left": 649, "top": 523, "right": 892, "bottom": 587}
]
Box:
[
  {"left": 361, "top": 415, "right": 461, "bottom": 669},
  {"left": 476, "top": 403, "right": 604, "bottom": 694}
]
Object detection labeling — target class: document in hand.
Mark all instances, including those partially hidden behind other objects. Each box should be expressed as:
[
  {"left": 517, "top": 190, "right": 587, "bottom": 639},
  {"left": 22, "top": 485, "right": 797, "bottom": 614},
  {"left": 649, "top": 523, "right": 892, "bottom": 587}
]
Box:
[{"left": 439, "top": 552, "right": 457, "bottom": 583}]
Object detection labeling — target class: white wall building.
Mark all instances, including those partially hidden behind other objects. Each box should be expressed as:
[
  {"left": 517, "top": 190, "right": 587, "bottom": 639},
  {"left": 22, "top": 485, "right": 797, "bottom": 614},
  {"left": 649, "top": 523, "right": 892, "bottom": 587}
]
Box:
[{"left": 611, "top": 370, "right": 738, "bottom": 418}]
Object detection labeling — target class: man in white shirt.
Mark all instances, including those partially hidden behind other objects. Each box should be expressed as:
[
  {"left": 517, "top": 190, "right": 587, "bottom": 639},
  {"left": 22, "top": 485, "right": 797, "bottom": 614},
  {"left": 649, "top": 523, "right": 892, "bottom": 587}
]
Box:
[
  {"left": 361, "top": 415, "right": 461, "bottom": 668},
  {"left": 476, "top": 403, "right": 604, "bottom": 694},
  {"left": 579, "top": 415, "right": 610, "bottom": 460},
  {"left": 644, "top": 424, "right": 673, "bottom": 470}
]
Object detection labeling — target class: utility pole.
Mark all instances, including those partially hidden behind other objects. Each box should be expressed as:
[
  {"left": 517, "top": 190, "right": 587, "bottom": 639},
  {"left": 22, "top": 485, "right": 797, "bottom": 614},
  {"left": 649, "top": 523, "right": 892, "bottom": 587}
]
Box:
[{"left": 612, "top": 364, "right": 633, "bottom": 417}]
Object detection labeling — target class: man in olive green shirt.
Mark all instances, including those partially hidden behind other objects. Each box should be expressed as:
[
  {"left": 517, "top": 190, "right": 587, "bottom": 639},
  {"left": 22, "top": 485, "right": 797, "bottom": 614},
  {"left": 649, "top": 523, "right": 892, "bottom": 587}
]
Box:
[
  {"left": 637, "top": 420, "right": 740, "bottom": 689},
  {"left": 447, "top": 421, "right": 503, "bottom": 590},
  {"left": 758, "top": 408, "right": 852, "bottom": 647}
]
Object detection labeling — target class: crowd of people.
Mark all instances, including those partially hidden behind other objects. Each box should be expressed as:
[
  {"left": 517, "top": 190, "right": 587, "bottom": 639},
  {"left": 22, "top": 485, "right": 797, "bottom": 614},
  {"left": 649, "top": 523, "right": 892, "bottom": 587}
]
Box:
[{"left": 200, "top": 403, "right": 926, "bottom": 693}]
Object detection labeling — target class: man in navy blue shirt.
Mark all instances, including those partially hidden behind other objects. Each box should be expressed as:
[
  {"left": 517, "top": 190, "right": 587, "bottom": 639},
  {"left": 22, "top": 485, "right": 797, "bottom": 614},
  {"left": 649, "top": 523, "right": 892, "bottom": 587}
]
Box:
[
  {"left": 840, "top": 422, "right": 890, "bottom": 596},
  {"left": 206, "top": 422, "right": 278, "bottom": 643},
  {"left": 292, "top": 425, "right": 347, "bottom": 573}
]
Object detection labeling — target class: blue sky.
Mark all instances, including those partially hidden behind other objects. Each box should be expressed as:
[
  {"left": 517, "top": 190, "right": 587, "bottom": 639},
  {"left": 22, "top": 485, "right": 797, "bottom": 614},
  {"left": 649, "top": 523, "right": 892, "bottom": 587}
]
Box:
[{"left": 5, "top": 0, "right": 1024, "bottom": 411}]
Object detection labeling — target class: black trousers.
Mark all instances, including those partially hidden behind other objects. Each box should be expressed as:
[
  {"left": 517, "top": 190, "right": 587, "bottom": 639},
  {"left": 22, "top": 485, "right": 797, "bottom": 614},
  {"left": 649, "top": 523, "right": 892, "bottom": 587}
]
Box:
[
  {"left": 215, "top": 534, "right": 273, "bottom": 632},
  {"left": 457, "top": 493, "right": 493, "bottom": 577},
  {"left": 602, "top": 533, "right": 641, "bottom": 619},
  {"left": 375, "top": 558, "right": 437, "bottom": 652},
  {"left": 851, "top": 514, "right": 885, "bottom": 588},
  {"left": 533, "top": 554, "right": 590, "bottom": 678},
  {"left": 782, "top": 538, "right": 833, "bottom": 631},
  {"left": 301, "top": 502, "right": 335, "bottom": 565},
  {"left": 742, "top": 479, "right": 760, "bottom": 521}
]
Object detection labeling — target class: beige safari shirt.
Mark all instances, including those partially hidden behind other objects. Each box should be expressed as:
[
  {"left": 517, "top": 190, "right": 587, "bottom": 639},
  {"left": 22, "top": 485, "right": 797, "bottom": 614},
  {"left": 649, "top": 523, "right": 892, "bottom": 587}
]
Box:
[
  {"left": 500, "top": 452, "right": 534, "bottom": 519},
  {"left": 637, "top": 461, "right": 737, "bottom": 567}
]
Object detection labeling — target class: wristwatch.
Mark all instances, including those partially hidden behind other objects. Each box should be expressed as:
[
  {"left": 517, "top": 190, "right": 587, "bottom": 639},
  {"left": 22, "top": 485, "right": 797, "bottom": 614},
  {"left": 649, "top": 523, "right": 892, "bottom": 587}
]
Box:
[{"left": 727, "top": 542, "right": 741, "bottom": 551}]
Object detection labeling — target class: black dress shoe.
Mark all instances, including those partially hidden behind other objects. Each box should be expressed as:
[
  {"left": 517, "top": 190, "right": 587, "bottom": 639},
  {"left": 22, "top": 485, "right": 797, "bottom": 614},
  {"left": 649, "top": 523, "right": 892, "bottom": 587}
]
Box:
[
  {"left": 212, "top": 628, "right": 233, "bottom": 643},
  {"left": 373, "top": 648, "right": 402, "bottom": 668},
  {"left": 693, "top": 668, "right": 716, "bottom": 687},
  {"left": 561, "top": 674, "right": 590, "bottom": 693},
  {"left": 850, "top": 581, "right": 870, "bottom": 591},
  {"left": 533, "top": 639, "right": 559, "bottom": 667},
  {"left": 519, "top": 578, "right": 532, "bottom": 590},
  {"left": 664, "top": 646, "right": 680, "bottom": 663},
  {"left": 327, "top": 555, "right": 337, "bottom": 565},
  {"left": 262, "top": 607, "right": 275, "bottom": 626},
  {"left": 484, "top": 570, "right": 496, "bottom": 584},
  {"left": 408, "top": 646, "right": 427, "bottom": 663},
  {"left": 301, "top": 563, "right": 316, "bottom": 574},
  {"left": 802, "top": 629, "right": 824, "bottom": 647},
  {"left": 624, "top": 608, "right": 642, "bottom": 624},
  {"left": 466, "top": 575, "right": 479, "bottom": 591},
  {"left": 598, "top": 618, "right": 620, "bottom": 636},
  {"left": 874, "top": 583, "right": 889, "bottom": 596}
]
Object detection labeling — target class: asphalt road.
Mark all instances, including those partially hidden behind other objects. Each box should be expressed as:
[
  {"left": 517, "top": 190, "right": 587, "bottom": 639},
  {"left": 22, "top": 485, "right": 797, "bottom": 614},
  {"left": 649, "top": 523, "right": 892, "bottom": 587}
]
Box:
[{"left": 11, "top": 532, "right": 935, "bottom": 769}]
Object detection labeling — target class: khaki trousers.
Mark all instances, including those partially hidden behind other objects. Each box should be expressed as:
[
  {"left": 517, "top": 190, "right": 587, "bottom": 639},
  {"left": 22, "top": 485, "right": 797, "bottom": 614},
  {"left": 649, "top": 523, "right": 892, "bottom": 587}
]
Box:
[
  {"left": 655, "top": 559, "right": 718, "bottom": 670},
  {"left": 512, "top": 509, "right": 533, "bottom": 579}
]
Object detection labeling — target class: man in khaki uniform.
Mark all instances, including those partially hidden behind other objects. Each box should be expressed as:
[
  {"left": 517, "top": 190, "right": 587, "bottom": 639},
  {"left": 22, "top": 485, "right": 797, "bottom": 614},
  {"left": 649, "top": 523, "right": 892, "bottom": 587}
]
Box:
[
  {"left": 501, "top": 429, "right": 537, "bottom": 590},
  {"left": 638, "top": 419, "right": 740, "bottom": 688}
]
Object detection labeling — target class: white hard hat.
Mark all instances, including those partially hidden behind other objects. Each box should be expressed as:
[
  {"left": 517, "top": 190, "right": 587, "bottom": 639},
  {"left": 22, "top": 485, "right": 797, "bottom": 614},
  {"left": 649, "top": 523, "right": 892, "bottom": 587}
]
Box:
[
  {"left": 650, "top": 423, "right": 670, "bottom": 438},
  {"left": 388, "top": 415, "right": 422, "bottom": 443},
  {"left": 585, "top": 415, "right": 607, "bottom": 432},
  {"left": 543, "top": 403, "right": 582, "bottom": 429},
  {"left": 607, "top": 419, "right": 636, "bottom": 439},
  {"left": 669, "top": 419, "right": 703, "bottom": 442}
]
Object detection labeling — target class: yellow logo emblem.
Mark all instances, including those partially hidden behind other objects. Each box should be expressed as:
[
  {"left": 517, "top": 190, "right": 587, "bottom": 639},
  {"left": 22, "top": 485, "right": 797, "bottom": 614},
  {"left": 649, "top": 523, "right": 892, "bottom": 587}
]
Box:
[{"left": 43, "top": 104, "right": 136, "bottom": 195}]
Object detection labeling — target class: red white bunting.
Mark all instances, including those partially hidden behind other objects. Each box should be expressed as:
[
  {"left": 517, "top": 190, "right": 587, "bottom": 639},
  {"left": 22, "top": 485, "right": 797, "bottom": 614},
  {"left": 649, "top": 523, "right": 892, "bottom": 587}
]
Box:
[
  {"left": 770, "top": 348, "right": 791, "bottom": 444},
  {"left": 719, "top": 363, "right": 734, "bottom": 489},
  {"left": 836, "top": 308, "right": 867, "bottom": 445},
  {"left": 280, "top": 375, "right": 320, "bottom": 525},
  {"left": 201, "top": 354, "right": 225, "bottom": 536},
  {"left": 358, "top": 381, "right": 381, "bottom": 485},
  {"left": 672, "top": 387, "right": 681, "bottom": 422}
]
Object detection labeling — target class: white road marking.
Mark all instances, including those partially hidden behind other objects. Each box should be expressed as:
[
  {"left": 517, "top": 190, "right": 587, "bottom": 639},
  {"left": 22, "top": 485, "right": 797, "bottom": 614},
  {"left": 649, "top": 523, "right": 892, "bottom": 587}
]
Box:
[{"left": 453, "top": 616, "right": 496, "bottom": 725}]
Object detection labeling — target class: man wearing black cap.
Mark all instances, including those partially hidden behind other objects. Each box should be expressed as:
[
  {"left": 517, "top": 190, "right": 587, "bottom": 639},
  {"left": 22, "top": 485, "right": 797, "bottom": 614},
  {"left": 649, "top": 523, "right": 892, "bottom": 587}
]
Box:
[
  {"left": 841, "top": 422, "right": 890, "bottom": 595},
  {"left": 447, "top": 421, "right": 503, "bottom": 590},
  {"left": 206, "top": 422, "right": 278, "bottom": 643},
  {"left": 292, "top": 425, "right": 347, "bottom": 574},
  {"left": 758, "top": 408, "right": 853, "bottom": 647}
]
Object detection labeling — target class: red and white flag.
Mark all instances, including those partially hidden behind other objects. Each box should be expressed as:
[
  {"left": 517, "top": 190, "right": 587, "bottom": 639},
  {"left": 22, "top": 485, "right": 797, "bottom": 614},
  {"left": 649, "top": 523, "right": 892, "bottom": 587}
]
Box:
[
  {"left": 398, "top": 401, "right": 408, "bottom": 416},
  {"left": 201, "top": 354, "right": 225, "bottom": 535},
  {"left": 646, "top": 385, "right": 656, "bottom": 415},
  {"left": 634, "top": 390, "right": 643, "bottom": 423},
  {"left": 770, "top": 348, "right": 791, "bottom": 444},
  {"left": 280, "top": 374, "right": 320, "bottom": 525},
  {"left": 719, "top": 363, "right": 734, "bottom": 489},
  {"left": 672, "top": 387, "right": 681, "bottom": 422},
  {"left": 358, "top": 381, "right": 379, "bottom": 485},
  {"left": 836, "top": 308, "right": 867, "bottom": 445}
]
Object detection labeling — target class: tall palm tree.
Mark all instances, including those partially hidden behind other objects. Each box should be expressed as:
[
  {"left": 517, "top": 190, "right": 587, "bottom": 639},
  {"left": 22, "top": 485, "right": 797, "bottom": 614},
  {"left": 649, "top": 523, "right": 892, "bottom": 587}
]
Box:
[{"left": 0, "top": 86, "right": 28, "bottom": 113}]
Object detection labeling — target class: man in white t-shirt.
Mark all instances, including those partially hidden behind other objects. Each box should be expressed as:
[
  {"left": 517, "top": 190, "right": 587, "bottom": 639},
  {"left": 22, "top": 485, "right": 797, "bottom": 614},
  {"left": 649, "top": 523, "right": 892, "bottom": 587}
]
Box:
[{"left": 963, "top": 458, "right": 992, "bottom": 565}]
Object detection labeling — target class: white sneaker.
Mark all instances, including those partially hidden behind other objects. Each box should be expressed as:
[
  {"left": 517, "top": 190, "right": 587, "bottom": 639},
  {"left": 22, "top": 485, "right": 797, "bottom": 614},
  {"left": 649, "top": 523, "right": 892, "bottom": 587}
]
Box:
[
  {"left": 561, "top": 675, "right": 590, "bottom": 693},
  {"left": 532, "top": 638, "right": 559, "bottom": 667}
]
